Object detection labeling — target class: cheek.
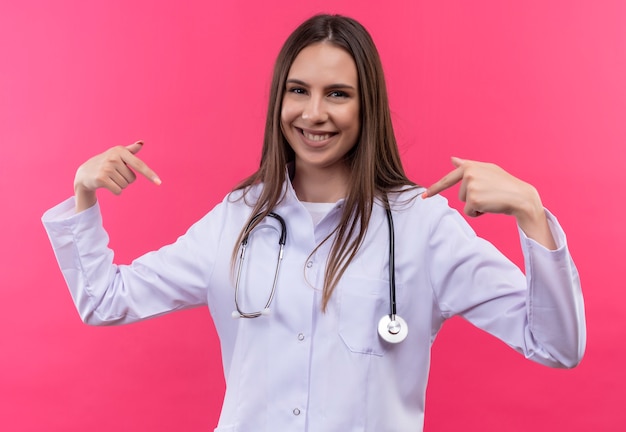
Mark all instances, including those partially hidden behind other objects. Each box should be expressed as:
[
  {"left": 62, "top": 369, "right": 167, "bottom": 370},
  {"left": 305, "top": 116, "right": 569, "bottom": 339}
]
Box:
[
  {"left": 281, "top": 99, "right": 298, "bottom": 126},
  {"left": 280, "top": 102, "right": 296, "bottom": 146},
  {"left": 279, "top": 110, "right": 289, "bottom": 137},
  {"left": 339, "top": 105, "right": 360, "bottom": 133}
]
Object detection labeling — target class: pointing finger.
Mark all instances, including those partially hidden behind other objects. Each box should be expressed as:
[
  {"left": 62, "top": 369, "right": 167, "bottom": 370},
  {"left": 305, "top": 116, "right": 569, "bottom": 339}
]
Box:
[
  {"left": 120, "top": 143, "right": 162, "bottom": 185},
  {"left": 450, "top": 156, "right": 465, "bottom": 167},
  {"left": 423, "top": 166, "right": 464, "bottom": 198},
  {"left": 126, "top": 140, "right": 144, "bottom": 154}
]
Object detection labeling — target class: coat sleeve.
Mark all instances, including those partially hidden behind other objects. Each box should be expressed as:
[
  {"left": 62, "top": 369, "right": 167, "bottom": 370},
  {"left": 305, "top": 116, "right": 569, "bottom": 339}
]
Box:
[
  {"left": 427, "top": 201, "right": 586, "bottom": 368},
  {"left": 41, "top": 197, "right": 225, "bottom": 325}
]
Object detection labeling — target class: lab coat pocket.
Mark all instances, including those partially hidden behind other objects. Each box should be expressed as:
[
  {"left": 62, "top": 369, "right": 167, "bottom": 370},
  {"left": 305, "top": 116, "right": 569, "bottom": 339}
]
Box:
[{"left": 338, "top": 276, "right": 390, "bottom": 356}]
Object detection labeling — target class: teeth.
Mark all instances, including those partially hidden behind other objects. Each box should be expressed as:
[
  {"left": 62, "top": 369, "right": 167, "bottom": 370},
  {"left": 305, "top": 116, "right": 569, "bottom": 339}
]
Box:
[{"left": 303, "top": 130, "right": 332, "bottom": 142}]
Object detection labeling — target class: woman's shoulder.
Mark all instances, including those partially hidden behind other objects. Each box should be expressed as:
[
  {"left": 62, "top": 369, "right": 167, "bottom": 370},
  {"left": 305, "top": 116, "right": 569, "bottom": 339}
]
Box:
[
  {"left": 189, "top": 184, "right": 264, "bottom": 234},
  {"left": 386, "top": 185, "right": 429, "bottom": 212},
  {"left": 385, "top": 185, "right": 462, "bottom": 223},
  {"left": 381, "top": 186, "right": 479, "bottom": 246},
  {"left": 224, "top": 182, "right": 265, "bottom": 207}
]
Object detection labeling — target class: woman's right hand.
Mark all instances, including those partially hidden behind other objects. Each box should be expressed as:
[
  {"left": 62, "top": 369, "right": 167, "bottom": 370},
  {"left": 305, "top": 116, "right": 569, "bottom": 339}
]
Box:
[{"left": 73, "top": 141, "right": 161, "bottom": 212}]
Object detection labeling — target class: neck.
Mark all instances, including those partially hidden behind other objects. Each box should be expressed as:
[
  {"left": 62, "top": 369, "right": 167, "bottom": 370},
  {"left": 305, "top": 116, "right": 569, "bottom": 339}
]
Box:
[{"left": 292, "top": 163, "right": 349, "bottom": 203}]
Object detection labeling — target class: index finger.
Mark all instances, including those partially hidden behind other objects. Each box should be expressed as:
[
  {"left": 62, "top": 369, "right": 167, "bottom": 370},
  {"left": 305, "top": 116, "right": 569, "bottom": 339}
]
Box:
[
  {"left": 423, "top": 166, "right": 463, "bottom": 198},
  {"left": 121, "top": 150, "right": 162, "bottom": 185}
]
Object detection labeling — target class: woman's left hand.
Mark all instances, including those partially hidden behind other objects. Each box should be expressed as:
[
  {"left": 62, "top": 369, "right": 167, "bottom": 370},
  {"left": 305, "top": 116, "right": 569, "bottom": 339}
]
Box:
[{"left": 424, "top": 157, "right": 557, "bottom": 249}]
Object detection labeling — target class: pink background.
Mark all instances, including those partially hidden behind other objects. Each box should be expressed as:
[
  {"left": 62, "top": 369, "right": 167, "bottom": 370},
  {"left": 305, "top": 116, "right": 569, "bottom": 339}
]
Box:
[{"left": 1, "top": 0, "right": 624, "bottom": 430}]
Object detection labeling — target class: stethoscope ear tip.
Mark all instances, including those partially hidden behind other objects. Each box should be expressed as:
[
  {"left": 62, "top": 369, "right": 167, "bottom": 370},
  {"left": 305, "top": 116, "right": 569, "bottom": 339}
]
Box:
[
  {"left": 261, "top": 308, "right": 271, "bottom": 316},
  {"left": 232, "top": 311, "right": 242, "bottom": 319}
]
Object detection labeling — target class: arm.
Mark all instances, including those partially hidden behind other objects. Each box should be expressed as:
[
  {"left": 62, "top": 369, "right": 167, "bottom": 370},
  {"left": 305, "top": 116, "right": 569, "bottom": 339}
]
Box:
[
  {"left": 42, "top": 142, "right": 213, "bottom": 325},
  {"left": 425, "top": 199, "right": 585, "bottom": 368},
  {"left": 424, "top": 158, "right": 585, "bottom": 367},
  {"left": 42, "top": 198, "right": 219, "bottom": 325}
]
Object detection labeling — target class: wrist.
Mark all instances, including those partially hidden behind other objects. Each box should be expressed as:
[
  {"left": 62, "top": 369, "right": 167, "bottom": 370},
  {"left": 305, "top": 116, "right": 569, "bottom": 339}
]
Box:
[
  {"left": 512, "top": 185, "right": 557, "bottom": 250},
  {"left": 515, "top": 187, "right": 544, "bottom": 223},
  {"left": 74, "top": 185, "right": 97, "bottom": 213}
]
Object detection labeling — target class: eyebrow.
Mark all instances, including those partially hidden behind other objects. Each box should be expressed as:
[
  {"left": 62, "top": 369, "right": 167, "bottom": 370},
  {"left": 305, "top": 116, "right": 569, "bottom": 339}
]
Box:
[{"left": 285, "top": 78, "right": 356, "bottom": 91}]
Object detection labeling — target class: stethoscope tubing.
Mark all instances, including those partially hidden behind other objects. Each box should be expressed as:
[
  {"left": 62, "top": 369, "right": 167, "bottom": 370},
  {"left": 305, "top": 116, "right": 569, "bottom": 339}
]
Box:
[
  {"left": 233, "top": 205, "right": 408, "bottom": 343},
  {"left": 234, "top": 212, "right": 286, "bottom": 318},
  {"left": 385, "top": 206, "right": 397, "bottom": 320}
]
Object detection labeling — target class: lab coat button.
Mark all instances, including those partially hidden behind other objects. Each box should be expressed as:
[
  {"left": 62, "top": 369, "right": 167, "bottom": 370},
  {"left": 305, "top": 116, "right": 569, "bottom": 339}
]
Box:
[
  {"left": 297, "top": 333, "right": 305, "bottom": 341},
  {"left": 306, "top": 261, "right": 313, "bottom": 268},
  {"left": 293, "top": 408, "right": 301, "bottom": 416}
]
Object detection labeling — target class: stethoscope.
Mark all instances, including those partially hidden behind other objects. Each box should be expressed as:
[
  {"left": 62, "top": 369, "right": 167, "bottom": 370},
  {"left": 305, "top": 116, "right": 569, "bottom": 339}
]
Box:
[{"left": 232, "top": 207, "right": 408, "bottom": 344}]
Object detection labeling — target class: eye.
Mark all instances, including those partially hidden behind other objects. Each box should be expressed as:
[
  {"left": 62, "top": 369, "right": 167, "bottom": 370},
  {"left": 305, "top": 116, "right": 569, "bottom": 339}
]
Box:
[
  {"left": 287, "top": 86, "right": 307, "bottom": 95},
  {"left": 328, "top": 90, "right": 348, "bottom": 98}
]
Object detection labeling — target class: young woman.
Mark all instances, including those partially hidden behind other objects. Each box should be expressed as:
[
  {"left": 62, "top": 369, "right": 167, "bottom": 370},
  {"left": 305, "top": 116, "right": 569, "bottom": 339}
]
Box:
[{"left": 42, "top": 14, "right": 585, "bottom": 431}]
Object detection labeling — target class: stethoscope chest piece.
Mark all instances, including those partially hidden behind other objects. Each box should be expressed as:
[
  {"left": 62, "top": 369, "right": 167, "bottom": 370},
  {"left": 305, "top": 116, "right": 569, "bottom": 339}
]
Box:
[{"left": 378, "top": 314, "right": 408, "bottom": 344}]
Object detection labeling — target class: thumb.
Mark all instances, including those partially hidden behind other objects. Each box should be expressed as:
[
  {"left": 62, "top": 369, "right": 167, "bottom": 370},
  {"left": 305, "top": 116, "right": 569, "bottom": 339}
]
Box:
[
  {"left": 451, "top": 156, "right": 465, "bottom": 167},
  {"left": 126, "top": 140, "right": 144, "bottom": 154}
]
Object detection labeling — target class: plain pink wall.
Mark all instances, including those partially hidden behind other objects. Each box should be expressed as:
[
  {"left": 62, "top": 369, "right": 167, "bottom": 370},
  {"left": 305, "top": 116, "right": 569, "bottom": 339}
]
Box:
[{"left": 1, "top": 0, "right": 624, "bottom": 430}]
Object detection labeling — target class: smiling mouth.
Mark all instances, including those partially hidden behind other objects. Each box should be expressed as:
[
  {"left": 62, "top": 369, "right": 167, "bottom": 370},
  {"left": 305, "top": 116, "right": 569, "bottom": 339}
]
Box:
[{"left": 299, "top": 128, "right": 335, "bottom": 142}]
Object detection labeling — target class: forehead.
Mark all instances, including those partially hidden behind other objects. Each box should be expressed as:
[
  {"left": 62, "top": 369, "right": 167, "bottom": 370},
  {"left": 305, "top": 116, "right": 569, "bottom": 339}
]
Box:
[{"left": 287, "top": 42, "right": 358, "bottom": 84}]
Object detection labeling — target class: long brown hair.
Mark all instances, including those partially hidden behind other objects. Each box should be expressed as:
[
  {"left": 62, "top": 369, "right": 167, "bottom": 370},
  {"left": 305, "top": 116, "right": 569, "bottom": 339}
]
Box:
[{"left": 232, "top": 14, "right": 416, "bottom": 310}]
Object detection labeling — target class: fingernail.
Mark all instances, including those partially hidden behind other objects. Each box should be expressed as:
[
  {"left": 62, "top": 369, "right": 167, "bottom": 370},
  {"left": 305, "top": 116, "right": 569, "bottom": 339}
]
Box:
[
  {"left": 451, "top": 156, "right": 464, "bottom": 164},
  {"left": 153, "top": 177, "right": 162, "bottom": 186},
  {"left": 421, "top": 191, "right": 428, "bottom": 199},
  {"left": 136, "top": 140, "right": 144, "bottom": 145}
]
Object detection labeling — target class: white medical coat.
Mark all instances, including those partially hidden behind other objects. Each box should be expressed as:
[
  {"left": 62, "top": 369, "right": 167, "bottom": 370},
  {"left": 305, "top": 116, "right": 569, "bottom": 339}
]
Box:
[{"left": 42, "top": 180, "right": 586, "bottom": 432}]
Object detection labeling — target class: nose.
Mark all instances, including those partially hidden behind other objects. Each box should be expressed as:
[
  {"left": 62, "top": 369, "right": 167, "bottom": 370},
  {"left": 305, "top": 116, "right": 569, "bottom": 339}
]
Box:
[{"left": 302, "top": 95, "right": 328, "bottom": 123}]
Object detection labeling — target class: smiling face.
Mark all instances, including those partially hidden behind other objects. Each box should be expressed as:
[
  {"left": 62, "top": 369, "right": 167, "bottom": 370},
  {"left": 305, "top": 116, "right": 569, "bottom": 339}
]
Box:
[{"left": 281, "top": 42, "right": 360, "bottom": 182}]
